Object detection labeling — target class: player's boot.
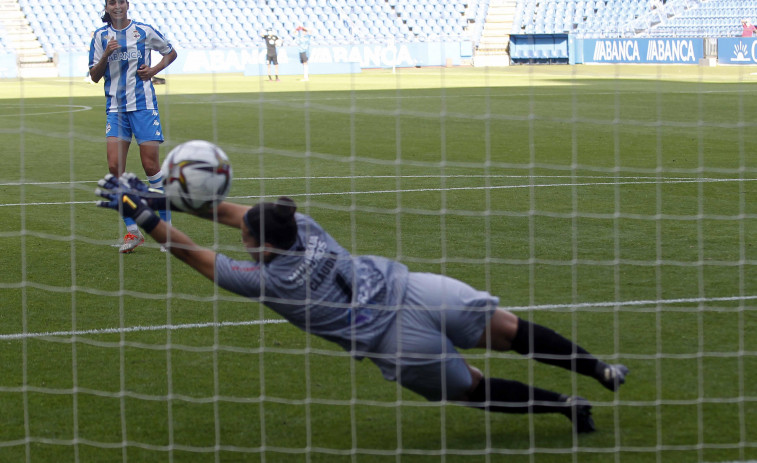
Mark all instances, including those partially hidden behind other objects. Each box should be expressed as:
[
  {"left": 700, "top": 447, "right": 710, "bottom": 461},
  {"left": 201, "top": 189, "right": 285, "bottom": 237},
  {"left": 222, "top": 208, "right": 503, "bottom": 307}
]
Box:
[
  {"left": 561, "top": 396, "right": 595, "bottom": 433},
  {"left": 596, "top": 363, "right": 629, "bottom": 392},
  {"left": 119, "top": 231, "right": 145, "bottom": 253}
]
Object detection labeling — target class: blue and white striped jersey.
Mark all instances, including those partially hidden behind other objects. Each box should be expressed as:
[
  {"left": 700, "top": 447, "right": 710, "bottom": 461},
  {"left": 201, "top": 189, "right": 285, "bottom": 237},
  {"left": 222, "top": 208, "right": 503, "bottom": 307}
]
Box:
[
  {"left": 214, "top": 213, "right": 409, "bottom": 356},
  {"left": 89, "top": 20, "right": 173, "bottom": 113}
]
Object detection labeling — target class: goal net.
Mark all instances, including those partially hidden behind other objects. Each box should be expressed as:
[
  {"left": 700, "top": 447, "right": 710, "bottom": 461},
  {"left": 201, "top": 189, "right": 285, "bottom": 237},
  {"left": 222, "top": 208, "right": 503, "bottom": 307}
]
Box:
[{"left": 2, "top": 62, "right": 756, "bottom": 462}]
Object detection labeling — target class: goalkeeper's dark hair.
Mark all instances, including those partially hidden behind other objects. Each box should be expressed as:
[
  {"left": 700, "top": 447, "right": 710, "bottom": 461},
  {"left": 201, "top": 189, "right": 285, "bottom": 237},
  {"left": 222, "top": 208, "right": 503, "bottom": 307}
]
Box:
[{"left": 244, "top": 197, "right": 298, "bottom": 251}]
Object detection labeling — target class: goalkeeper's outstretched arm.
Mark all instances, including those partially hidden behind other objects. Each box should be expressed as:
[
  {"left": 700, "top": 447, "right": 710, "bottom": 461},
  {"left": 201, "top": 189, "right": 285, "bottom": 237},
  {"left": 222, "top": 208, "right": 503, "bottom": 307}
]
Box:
[
  {"left": 95, "top": 173, "right": 220, "bottom": 281},
  {"left": 149, "top": 221, "right": 217, "bottom": 281},
  {"left": 194, "top": 201, "right": 250, "bottom": 229},
  {"left": 95, "top": 173, "right": 254, "bottom": 280},
  {"left": 151, "top": 201, "right": 253, "bottom": 280}
]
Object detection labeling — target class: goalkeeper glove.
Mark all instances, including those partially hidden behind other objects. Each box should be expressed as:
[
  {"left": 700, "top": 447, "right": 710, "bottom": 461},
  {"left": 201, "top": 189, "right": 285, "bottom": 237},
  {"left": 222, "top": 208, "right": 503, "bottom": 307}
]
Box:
[
  {"left": 95, "top": 173, "right": 161, "bottom": 233},
  {"left": 100, "top": 172, "right": 171, "bottom": 212}
]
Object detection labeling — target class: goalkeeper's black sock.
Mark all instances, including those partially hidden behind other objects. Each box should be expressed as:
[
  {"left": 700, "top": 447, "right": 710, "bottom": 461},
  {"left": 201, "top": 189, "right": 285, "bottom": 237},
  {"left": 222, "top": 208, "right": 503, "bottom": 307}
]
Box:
[
  {"left": 466, "top": 377, "right": 596, "bottom": 433},
  {"left": 510, "top": 319, "right": 600, "bottom": 378},
  {"left": 510, "top": 319, "right": 630, "bottom": 391},
  {"left": 467, "top": 377, "right": 565, "bottom": 414}
]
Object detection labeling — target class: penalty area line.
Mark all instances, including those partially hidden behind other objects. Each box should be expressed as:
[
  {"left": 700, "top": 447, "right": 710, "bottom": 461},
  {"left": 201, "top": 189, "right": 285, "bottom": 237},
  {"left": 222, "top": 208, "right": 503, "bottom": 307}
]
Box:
[{"left": 0, "top": 318, "right": 289, "bottom": 341}]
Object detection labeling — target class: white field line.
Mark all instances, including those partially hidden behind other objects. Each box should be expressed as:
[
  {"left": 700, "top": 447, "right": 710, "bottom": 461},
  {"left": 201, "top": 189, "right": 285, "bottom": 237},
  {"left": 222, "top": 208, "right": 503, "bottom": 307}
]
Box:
[
  {"left": 0, "top": 175, "right": 753, "bottom": 208},
  {"left": 2, "top": 294, "right": 755, "bottom": 341},
  {"left": 1, "top": 174, "right": 755, "bottom": 341},
  {"left": 0, "top": 319, "right": 288, "bottom": 341}
]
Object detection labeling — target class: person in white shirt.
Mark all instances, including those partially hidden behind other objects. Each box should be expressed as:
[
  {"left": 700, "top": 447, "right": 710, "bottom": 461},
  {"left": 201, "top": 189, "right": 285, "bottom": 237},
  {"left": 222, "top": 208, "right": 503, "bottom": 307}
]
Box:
[{"left": 88, "top": 0, "right": 177, "bottom": 252}]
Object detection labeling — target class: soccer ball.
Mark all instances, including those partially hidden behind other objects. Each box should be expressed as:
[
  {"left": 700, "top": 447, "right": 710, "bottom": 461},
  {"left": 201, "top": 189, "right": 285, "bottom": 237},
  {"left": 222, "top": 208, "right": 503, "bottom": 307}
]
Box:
[{"left": 161, "top": 140, "right": 233, "bottom": 213}]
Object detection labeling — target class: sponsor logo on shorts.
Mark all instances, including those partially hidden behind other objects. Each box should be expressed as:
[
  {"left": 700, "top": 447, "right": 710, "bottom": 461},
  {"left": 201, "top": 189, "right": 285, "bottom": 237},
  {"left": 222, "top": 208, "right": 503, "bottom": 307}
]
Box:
[{"left": 106, "top": 123, "right": 111, "bottom": 134}]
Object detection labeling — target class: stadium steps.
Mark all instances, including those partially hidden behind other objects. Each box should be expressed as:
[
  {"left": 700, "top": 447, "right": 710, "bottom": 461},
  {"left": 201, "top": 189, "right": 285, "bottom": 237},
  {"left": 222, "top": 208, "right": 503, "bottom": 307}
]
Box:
[
  {"left": 474, "top": 0, "right": 514, "bottom": 66},
  {"left": 0, "top": 0, "right": 55, "bottom": 76}
]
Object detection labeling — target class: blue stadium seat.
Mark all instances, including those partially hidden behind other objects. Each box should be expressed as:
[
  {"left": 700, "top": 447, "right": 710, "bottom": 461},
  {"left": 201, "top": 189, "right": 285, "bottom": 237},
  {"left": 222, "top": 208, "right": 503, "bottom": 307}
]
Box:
[{"left": 17, "top": 0, "right": 484, "bottom": 52}]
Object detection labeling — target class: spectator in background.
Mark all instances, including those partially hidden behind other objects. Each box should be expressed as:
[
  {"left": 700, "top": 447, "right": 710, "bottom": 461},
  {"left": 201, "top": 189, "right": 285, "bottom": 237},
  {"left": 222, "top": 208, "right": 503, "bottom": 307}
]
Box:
[
  {"left": 262, "top": 28, "right": 281, "bottom": 81},
  {"left": 295, "top": 26, "right": 311, "bottom": 81},
  {"left": 742, "top": 19, "right": 756, "bottom": 37},
  {"left": 649, "top": 0, "right": 664, "bottom": 22}
]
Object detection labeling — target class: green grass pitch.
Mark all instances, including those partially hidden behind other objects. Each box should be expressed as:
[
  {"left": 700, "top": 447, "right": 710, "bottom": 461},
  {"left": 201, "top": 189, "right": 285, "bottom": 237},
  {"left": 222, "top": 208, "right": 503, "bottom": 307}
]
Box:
[{"left": 1, "top": 65, "right": 756, "bottom": 462}]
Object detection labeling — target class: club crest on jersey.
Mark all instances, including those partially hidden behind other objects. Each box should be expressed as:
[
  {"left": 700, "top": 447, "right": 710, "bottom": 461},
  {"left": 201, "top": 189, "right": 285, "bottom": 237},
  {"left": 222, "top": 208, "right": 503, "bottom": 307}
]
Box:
[{"left": 133, "top": 30, "right": 140, "bottom": 39}]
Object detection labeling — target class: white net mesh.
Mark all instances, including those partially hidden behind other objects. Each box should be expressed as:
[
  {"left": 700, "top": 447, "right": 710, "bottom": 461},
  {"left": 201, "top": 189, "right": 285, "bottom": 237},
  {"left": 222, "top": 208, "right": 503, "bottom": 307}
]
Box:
[{"left": 2, "top": 64, "right": 757, "bottom": 462}]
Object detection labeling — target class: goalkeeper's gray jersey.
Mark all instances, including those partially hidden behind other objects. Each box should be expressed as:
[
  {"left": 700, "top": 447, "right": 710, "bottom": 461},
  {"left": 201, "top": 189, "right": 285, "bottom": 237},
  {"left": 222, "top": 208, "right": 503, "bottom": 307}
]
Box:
[{"left": 215, "top": 213, "right": 408, "bottom": 355}]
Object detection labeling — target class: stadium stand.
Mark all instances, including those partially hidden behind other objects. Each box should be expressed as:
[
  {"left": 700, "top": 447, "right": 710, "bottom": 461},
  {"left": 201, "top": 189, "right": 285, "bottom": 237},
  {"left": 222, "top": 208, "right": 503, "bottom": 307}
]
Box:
[
  {"left": 10, "top": 0, "right": 489, "bottom": 60},
  {"left": 511, "top": 0, "right": 748, "bottom": 39},
  {"left": 5, "top": 0, "right": 752, "bottom": 71},
  {"left": 511, "top": 0, "right": 649, "bottom": 36},
  {"left": 649, "top": 0, "right": 755, "bottom": 38}
]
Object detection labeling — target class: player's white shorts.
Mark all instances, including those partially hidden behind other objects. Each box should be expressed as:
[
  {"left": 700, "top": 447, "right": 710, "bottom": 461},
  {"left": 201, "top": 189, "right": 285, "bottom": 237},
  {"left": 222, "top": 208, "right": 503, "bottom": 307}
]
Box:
[
  {"left": 106, "top": 109, "right": 164, "bottom": 144},
  {"left": 368, "top": 272, "right": 498, "bottom": 401}
]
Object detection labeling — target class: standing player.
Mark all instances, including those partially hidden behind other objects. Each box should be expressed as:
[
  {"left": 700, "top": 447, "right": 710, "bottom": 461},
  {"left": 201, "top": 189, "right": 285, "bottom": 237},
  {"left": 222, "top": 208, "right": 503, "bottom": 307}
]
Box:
[
  {"left": 96, "top": 175, "right": 630, "bottom": 434},
  {"left": 88, "top": 0, "right": 176, "bottom": 253},
  {"left": 262, "top": 28, "right": 280, "bottom": 81},
  {"left": 295, "top": 26, "right": 311, "bottom": 81}
]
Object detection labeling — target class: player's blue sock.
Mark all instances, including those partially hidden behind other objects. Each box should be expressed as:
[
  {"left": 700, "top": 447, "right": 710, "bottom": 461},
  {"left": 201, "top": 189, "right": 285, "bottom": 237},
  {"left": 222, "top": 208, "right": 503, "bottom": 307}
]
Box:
[
  {"left": 123, "top": 216, "right": 138, "bottom": 232},
  {"left": 147, "top": 172, "right": 171, "bottom": 223}
]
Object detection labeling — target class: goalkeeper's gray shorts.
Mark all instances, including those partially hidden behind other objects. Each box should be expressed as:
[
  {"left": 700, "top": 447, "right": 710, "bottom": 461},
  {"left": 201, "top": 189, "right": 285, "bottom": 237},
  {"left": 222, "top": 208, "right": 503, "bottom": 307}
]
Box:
[{"left": 368, "top": 272, "right": 498, "bottom": 401}]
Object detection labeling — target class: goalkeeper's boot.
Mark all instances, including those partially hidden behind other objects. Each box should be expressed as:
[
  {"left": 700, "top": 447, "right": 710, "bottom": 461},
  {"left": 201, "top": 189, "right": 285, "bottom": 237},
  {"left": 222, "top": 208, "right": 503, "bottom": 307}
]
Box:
[
  {"left": 596, "top": 363, "right": 629, "bottom": 392},
  {"left": 119, "top": 231, "right": 145, "bottom": 253},
  {"left": 561, "top": 396, "right": 595, "bottom": 434}
]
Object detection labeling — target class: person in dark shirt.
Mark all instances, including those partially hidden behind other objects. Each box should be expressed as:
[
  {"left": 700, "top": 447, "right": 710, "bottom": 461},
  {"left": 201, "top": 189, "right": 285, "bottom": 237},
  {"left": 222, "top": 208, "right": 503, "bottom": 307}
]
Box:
[{"left": 262, "top": 28, "right": 281, "bottom": 80}]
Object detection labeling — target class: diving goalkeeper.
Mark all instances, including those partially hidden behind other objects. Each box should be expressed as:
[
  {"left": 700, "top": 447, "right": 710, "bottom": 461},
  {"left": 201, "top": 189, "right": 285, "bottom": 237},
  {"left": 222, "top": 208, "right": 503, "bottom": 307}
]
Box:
[{"left": 96, "top": 173, "right": 629, "bottom": 434}]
